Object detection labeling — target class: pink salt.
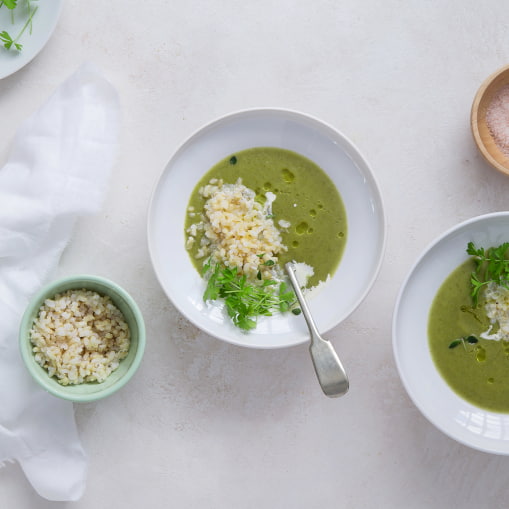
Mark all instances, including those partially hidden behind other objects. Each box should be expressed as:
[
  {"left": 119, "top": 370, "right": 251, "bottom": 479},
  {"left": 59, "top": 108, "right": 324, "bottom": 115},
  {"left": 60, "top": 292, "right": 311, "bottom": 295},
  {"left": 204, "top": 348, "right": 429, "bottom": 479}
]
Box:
[{"left": 486, "top": 84, "right": 509, "bottom": 157}]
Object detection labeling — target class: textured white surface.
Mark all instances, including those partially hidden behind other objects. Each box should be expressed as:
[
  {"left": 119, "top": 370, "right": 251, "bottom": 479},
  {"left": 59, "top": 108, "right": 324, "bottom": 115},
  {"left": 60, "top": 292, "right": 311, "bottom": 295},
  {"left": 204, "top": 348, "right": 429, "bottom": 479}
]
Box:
[{"left": 2, "top": 0, "right": 509, "bottom": 507}]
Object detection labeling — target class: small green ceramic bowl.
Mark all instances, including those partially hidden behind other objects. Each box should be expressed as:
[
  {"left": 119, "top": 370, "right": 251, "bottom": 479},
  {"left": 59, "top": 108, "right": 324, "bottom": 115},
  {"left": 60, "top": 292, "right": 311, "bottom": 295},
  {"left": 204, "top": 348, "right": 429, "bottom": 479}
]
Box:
[{"left": 19, "top": 275, "right": 145, "bottom": 403}]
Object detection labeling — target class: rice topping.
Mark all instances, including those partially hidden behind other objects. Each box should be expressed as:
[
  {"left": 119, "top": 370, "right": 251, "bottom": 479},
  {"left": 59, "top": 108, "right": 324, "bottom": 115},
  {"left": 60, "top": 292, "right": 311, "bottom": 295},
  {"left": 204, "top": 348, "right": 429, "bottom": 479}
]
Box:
[
  {"left": 187, "top": 179, "right": 287, "bottom": 280},
  {"left": 481, "top": 282, "right": 509, "bottom": 341}
]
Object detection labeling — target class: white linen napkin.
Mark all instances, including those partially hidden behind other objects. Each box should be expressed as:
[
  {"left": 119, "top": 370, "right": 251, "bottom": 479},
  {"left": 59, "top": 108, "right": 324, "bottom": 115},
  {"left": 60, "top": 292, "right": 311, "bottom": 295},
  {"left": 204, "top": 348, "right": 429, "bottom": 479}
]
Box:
[{"left": 0, "top": 63, "right": 120, "bottom": 501}]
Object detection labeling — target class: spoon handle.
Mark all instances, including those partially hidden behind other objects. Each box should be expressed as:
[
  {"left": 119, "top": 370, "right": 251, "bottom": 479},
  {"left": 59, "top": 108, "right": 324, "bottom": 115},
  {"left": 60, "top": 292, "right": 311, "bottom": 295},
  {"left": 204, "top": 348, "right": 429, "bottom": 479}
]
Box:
[{"left": 285, "top": 263, "right": 349, "bottom": 398}]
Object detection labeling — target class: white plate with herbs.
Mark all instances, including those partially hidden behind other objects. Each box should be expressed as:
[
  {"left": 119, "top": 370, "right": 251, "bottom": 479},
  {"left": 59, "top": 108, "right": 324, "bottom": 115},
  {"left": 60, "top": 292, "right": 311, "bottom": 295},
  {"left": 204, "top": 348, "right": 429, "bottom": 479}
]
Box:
[
  {"left": 393, "top": 212, "right": 509, "bottom": 455},
  {"left": 0, "top": 0, "right": 63, "bottom": 79},
  {"left": 148, "top": 108, "right": 386, "bottom": 349}
]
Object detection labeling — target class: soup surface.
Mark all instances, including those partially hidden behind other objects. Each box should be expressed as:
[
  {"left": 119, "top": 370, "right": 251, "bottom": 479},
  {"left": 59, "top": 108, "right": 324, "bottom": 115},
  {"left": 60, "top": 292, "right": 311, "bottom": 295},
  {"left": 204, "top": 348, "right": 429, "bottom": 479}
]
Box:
[
  {"left": 428, "top": 259, "right": 509, "bottom": 413},
  {"left": 184, "top": 147, "right": 347, "bottom": 287}
]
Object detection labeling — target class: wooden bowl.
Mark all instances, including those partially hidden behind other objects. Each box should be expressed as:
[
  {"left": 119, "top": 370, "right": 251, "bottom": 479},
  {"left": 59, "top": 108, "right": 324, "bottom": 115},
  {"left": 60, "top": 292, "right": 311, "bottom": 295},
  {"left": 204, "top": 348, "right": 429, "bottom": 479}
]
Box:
[{"left": 471, "top": 64, "right": 509, "bottom": 176}]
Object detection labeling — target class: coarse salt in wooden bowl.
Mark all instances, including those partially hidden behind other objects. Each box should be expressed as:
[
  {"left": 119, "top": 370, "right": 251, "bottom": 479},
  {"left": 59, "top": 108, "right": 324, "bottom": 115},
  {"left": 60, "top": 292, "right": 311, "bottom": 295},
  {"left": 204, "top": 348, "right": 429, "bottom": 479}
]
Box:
[{"left": 471, "top": 64, "right": 509, "bottom": 176}]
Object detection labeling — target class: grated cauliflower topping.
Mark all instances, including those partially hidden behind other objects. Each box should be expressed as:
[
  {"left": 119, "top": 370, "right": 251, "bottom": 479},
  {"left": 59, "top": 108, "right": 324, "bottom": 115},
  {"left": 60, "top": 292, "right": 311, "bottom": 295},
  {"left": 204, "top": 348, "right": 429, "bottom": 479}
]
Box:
[
  {"left": 30, "top": 289, "right": 130, "bottom": 385},
  {"left": 187, "top": 178, "right": 287, "bottom": 280},
  {"left": 481, "top": 282, "right": 509, "bottom": 341}
]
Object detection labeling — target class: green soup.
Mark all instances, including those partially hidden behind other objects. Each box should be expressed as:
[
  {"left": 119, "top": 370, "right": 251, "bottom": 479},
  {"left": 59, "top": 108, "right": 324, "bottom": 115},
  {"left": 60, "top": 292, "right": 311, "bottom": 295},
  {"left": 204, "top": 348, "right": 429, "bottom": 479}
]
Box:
[
  {"left": 184, "top": 147, "right": 347, "bottom": 287},
  {"left": 428, "top": 259, "right": 509, "bottom": 413}
]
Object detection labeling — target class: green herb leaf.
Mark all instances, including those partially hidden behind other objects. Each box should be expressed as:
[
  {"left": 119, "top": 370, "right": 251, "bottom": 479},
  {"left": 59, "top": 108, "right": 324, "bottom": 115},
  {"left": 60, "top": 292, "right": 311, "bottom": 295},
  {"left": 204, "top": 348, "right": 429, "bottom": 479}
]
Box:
[
  {"left": 467, "top": 242, "right": 509, "bottom": 306},
  {"left": 0, "top": 30, "right": 14, "bottom": 49},
  {"left": 229, "top": 156, "right": 237, "bottom": 165},
  {"left": 449, "top": 339, "right": 462, "bottom": 349},
  {"left": 0, "top": 2, "right": 38, "bottom": 52},
  {"left": 466, "top": 335, "right": 478, "bottom": 344},
  {"left": 2, "top": 0, "right": 18, "bottom": 9}
]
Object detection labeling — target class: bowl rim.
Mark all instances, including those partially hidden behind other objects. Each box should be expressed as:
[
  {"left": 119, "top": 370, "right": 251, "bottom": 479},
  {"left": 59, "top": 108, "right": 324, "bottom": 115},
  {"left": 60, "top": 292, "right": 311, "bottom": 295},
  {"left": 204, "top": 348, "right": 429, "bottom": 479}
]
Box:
[
  {"left": 19, "top": 274, "right": 146, "bottom": 402},
  {"left": 392, "top": 211, "right": 509, "bottom": 454},
  {"left": 147, "top": 106, "right": 387, "bottom": 348},
  {"left": 471, "top": 64, "right": 509, "bottom": 176}
]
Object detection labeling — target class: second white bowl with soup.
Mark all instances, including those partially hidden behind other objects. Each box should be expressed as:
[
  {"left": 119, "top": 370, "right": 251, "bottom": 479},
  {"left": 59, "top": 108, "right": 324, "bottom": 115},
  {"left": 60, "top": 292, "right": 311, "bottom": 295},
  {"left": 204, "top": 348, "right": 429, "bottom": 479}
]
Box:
[
  {"left": 393, "top": 212, "right": 509, "bottom": 454},
  {"left": 148, "top": 108, "right": 385, "bottom": 348}
]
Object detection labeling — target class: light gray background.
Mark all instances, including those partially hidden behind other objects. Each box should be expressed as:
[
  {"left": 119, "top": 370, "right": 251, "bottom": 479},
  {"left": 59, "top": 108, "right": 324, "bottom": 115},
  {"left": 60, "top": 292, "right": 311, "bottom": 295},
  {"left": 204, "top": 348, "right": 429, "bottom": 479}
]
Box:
[{"left": 2, "top": 1, "right": 509, "bottom": 507}]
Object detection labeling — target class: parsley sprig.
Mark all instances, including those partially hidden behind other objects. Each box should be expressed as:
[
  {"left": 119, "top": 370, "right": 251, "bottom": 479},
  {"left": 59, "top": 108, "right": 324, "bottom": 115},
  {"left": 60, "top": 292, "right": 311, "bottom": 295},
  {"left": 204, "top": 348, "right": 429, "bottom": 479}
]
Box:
[
  {"left": 467, "top": 241, "right": 509, "bottom": 306},
  {"left": 0, "top": 0, "right": 38, "bottom": 52},
  {"left": 202, "top": 258, "right": 300, "bottom": 331}
]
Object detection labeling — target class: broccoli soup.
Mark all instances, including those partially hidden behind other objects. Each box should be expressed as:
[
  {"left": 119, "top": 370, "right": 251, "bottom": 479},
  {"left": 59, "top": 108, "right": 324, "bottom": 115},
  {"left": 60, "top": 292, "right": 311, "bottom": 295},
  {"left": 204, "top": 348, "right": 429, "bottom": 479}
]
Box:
[
  {"left": 429, "top": 244, "right": 509, "bottom": 413},
  {"left": 184, "top": 147, "right": 347, "bottom": 330}
]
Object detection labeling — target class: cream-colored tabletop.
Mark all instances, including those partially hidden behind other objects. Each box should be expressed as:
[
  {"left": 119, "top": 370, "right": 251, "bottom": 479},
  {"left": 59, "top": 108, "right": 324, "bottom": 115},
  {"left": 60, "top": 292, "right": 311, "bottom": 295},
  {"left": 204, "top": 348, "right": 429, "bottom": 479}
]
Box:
[{"left": 2, "top": 1, "right": 509, "bottom": 507}]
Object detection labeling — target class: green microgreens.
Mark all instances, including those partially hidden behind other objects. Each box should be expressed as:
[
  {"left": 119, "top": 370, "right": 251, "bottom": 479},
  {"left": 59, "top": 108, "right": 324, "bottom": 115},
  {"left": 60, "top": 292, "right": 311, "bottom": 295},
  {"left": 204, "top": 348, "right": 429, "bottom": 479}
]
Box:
[
  {"left": 467, "top": 241, "right": 509, "bottom": 306},
  {"left": 202, "top": 258, "right": 300, "bottom": 331},
  {"left": 0, "top": 30, "right": 21, "bottom": 50},
  {"left": 0, "top": 0, "right": 38, "bottom": 51}
]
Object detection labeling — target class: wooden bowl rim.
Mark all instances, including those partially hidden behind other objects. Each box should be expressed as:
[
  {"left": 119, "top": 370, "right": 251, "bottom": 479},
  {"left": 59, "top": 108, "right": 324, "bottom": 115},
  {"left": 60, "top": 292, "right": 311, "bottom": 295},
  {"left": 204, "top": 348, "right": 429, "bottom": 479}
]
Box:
[{"left": 471, "top": 64, "right": 509, "bottom": 176}]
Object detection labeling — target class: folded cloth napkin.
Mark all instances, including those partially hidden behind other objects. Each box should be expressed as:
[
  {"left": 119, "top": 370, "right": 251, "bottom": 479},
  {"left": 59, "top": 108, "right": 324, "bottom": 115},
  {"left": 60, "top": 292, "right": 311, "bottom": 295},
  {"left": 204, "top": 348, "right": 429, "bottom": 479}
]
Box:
[{"left": 0, "top": 63, "right": 120, "bottom": 500}]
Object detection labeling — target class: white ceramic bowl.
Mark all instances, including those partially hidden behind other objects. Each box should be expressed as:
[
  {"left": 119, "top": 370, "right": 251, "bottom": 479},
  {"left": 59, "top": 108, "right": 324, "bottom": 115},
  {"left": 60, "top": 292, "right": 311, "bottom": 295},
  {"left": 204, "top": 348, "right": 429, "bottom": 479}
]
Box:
[
  {"left": 148, "top": 108, "right": 385, "bottom": 349},
  {"left": 393, "top": 212, "right": 509, "bottom": 454}
]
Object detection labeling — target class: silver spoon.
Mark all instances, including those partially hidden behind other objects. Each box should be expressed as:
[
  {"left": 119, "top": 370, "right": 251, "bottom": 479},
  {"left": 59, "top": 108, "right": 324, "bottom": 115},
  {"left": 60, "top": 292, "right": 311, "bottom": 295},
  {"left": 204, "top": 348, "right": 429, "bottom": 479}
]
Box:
[{"left": 285, "top": 262, "right": 349, "bottom": 398}]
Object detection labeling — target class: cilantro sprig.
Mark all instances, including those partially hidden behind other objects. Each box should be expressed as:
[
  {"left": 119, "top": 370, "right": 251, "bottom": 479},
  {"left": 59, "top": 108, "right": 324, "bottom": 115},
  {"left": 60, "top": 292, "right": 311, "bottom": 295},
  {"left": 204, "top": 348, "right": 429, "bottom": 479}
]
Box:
[
  {"left": 0, "top": 0, "right": 39, "bottom": 52},
  {"left": 202, "top": 258, "right": 300, "bottom": 331},
  {"left": 467, "top": 241, "right": 509, "bottom": 306}
]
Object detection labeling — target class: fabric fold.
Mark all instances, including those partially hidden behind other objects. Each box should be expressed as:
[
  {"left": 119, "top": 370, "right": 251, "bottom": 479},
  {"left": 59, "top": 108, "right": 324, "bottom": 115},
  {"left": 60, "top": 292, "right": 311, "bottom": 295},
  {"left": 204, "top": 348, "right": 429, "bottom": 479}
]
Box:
[{"left": 0, "top": 63, "right": 120, "bottom": 501}]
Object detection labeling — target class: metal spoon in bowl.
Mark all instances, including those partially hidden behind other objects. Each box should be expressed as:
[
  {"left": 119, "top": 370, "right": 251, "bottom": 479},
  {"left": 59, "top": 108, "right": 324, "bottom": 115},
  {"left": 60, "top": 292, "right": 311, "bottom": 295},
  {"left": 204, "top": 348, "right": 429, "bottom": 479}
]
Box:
[{"left": 285, "top": 262, "right": 349, "bottom": 398}]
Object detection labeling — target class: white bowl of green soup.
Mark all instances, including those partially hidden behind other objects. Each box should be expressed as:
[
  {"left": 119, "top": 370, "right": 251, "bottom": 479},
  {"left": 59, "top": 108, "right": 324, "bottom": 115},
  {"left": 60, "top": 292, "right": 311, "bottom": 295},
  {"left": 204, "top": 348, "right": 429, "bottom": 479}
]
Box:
[
  {"left": 148, "top": 108, "right": 385, "bottom": 348},
  {"left": 394, "top": 212, "right": 509, "bottom": 454}
]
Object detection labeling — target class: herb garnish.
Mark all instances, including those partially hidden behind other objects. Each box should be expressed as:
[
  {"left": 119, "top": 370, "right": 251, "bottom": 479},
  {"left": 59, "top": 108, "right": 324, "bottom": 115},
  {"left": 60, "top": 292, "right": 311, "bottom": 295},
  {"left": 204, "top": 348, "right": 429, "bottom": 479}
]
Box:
[
  {"left": 467, "top": 241, "right": 509, "bottom": 306},
  {"left": 449, "top": 336, "right": 478, "bottom": 349},
  {"left": 0, "top": 0, "right": 38, "bottom": 52},
  {"left": 202, "top": 258, "right": 300, "bottom": 331}
]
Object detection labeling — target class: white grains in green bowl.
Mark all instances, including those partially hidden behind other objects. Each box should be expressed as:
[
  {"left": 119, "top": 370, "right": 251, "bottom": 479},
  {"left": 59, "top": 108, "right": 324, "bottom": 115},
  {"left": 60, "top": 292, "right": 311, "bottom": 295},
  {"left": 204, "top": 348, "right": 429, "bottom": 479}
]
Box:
[{"left": 29, "top": 289, "right": 130, "bottom": 385}]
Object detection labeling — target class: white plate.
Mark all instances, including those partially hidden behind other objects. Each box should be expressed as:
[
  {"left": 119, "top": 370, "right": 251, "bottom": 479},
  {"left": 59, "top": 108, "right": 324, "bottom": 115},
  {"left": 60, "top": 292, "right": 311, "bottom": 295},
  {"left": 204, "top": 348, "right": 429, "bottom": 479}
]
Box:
[
  {"left": 393, "top": 212, "right": 509, "bottom": 454},
  {"left": 0, "top": 0, "right": 62, "bottom": 79},
  {"left": 148, "top": 108, "right": 386, "bottom": 349}
]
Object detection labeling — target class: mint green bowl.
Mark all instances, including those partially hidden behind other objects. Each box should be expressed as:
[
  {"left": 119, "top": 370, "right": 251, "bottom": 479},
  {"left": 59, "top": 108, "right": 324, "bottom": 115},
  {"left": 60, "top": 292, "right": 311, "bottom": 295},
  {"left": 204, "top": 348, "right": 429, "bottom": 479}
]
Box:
[{"left": 19, "top": 275, "right": 146, "bottom": 403}]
